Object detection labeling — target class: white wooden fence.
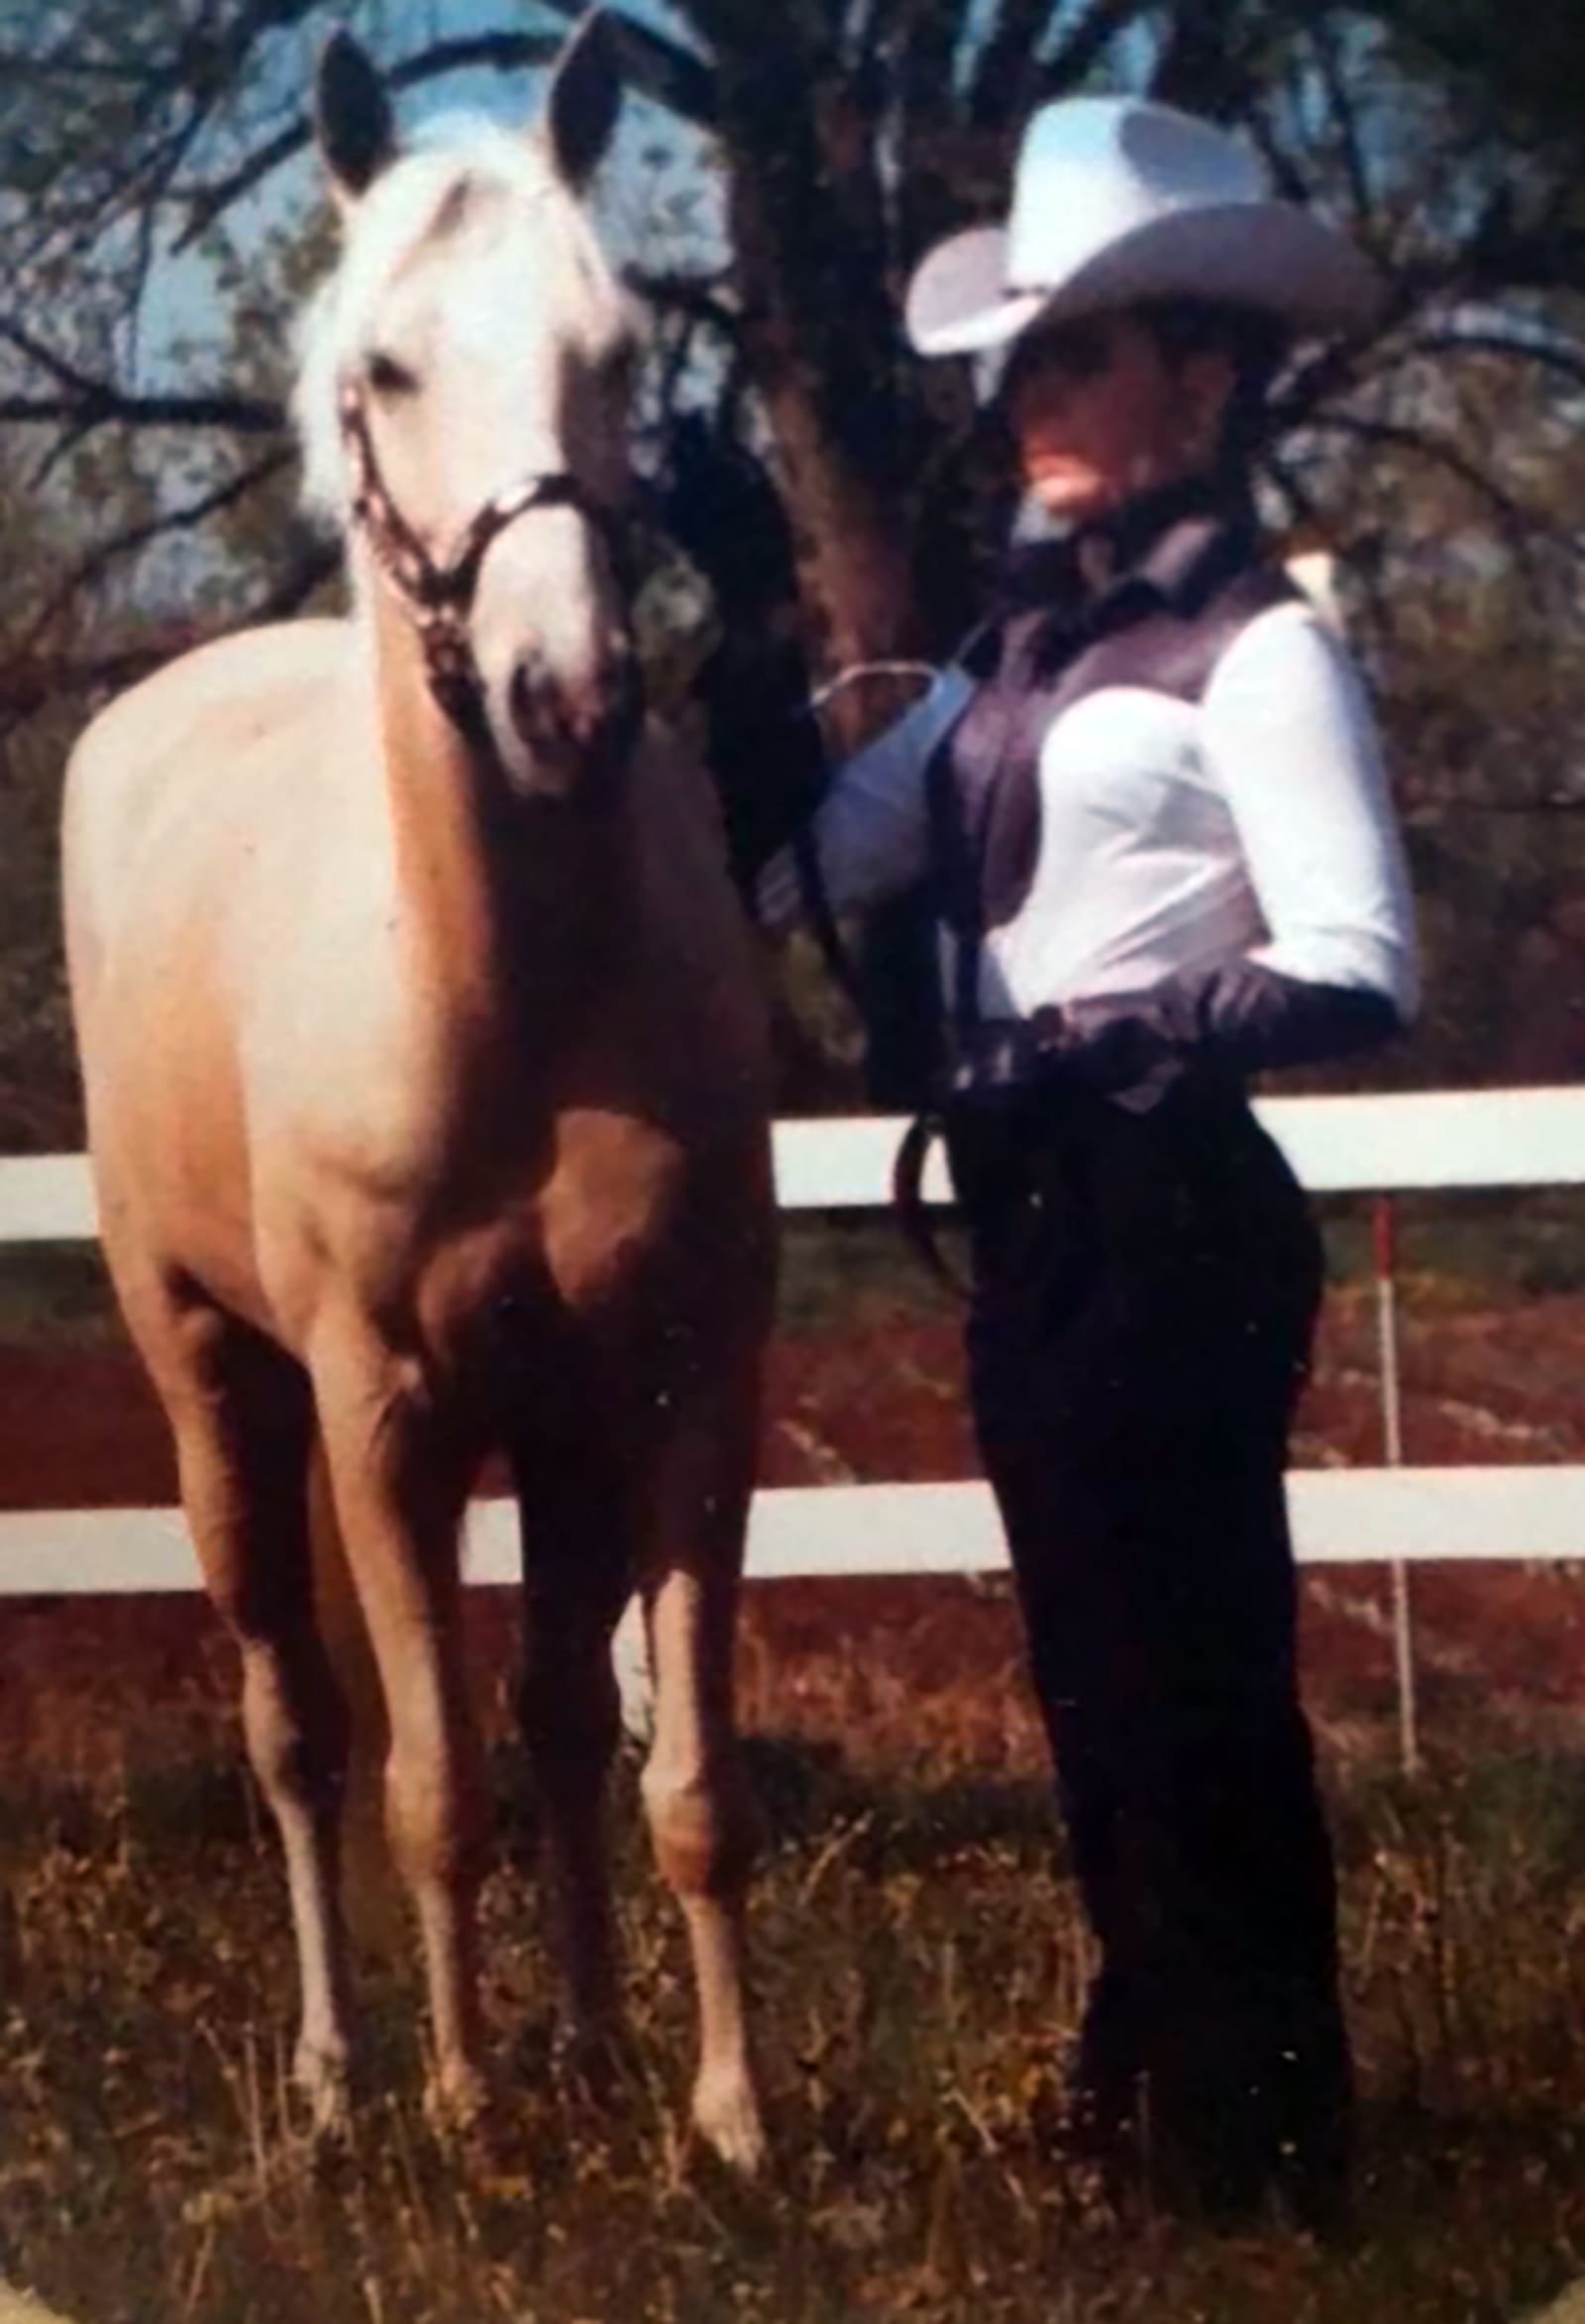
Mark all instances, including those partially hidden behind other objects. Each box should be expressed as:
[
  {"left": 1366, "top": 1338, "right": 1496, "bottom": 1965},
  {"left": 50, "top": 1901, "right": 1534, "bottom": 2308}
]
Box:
[{"left": 3, "top": 1088, "right": 1585, "bottom": 1599}]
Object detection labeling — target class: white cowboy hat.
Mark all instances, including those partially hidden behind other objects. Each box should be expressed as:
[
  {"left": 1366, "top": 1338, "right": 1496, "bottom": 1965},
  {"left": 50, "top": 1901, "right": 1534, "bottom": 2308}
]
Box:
[{"left": 905, "top": 96, "right": 1383, "bottom": 358}]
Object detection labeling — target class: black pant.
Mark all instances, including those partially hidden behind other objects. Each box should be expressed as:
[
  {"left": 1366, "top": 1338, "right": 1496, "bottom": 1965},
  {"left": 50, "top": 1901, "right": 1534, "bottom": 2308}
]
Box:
[{"left": 946, "top": 1075, "right": 1350, "bottom": 2213}]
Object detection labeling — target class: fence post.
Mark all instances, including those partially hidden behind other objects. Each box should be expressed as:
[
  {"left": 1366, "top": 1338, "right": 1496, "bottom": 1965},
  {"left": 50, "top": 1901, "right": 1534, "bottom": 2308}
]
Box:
[{"left": 1373, "top": 1191, "right": 1419, "bottom": 1773}]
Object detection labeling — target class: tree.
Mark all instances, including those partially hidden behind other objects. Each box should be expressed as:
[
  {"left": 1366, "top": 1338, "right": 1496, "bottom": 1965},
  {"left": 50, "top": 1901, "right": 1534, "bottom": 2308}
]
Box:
[
  {"left": 4, "top": 1, "right": 1583, "bottom": 687},
  {"left": 6, "top": 0, "right": 1585, "bottom": 1115}
]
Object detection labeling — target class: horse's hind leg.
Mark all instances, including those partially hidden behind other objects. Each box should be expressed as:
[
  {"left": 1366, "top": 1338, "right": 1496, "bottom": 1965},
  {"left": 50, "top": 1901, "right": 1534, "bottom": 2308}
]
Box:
[
  {"left": 510, "top": 1423, "right": 633, "bottom": 2067},
  {"left": 147, "top": 1296, "right": 353, "bottom": 2125},
  {"left": 636, "top": 1393, "right": 765, "bottom": 2176}
]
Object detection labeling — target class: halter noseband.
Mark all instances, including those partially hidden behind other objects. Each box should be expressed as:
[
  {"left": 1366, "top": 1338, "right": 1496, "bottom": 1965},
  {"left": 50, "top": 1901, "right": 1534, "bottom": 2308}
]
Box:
[{"left": 338, "top": 381, "right": 637, "bottom": 745}]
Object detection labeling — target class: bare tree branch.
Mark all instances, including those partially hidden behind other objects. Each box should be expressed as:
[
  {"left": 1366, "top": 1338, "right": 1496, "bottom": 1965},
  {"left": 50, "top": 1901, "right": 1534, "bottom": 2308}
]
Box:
[
  {"left": 525, "top": 3, "right": 721, "bottom": 127},
  {"left": 7, "top": 0, "right": 330, "bottom": 276},
  {"left": 251, "top": 532, "right": 342, "bottom": 617},
  {"left": 0, "top": 304, "right": 284, "bottom": 444},
  {"left": 0, "top": 317, "right": 111, "bottom": 400},
  {"left": 624, "top": 265, "right": 740, "bottom": 339},
  {"left": 0, "top": 531, "right": 338, "bottom": 735},
  {"left": 1263, "top": 444, "right": 1327, "bottom": 535},
  {"left": 1310, "top": 14, "right": 1376, "bottom": 228},
  {"left": 169, "top": 11, "right": 723, "bottom": 260},
  {"left": 6, "top": 449, "right": 296, "bottom": 665},
  {"left": 0, "top": 380, "right": 284, "bottom": 439},
  {"left": 171, "top": 30, "right": 568, "bottom": 254},
  {"left": 1148, "top": 0, "right": 1259, "bottom": 116},
  {"left": 1039, "top": 0, "right": 1155, "bottom": 99},
  {"left": 14, "top": 2, "right": 717, "bottom": 283},
  {"left": 968, "top": 0, "right": 1058, "bottom": 127},
  {"left": 0, "top": 51, "right": 153, "bottom": 82},
  {"left": 1306, "top": 409, "right": 1566, "bottom": 572},
  {"left": 1467, "top": 223, "right": 1585, "bottom": 298},
  {"left": 895, "top": 3, "right": 980, "bottom": 264},
  {"left": 1407, "top": 325, "right": 1585, "bottom": 399}
]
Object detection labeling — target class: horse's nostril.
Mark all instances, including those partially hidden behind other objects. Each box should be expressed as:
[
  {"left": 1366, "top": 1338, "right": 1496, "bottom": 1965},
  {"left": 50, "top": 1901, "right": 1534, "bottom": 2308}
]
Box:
[
  {"left": 503, "top": 644, "right": 641, "bottom": 781},
  {"left": 507, "top": 655, "right": 545, "bottom": 742}
]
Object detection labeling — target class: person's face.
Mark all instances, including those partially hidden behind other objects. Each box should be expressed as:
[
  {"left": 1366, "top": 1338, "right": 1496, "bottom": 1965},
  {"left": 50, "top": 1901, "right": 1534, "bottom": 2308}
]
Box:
[{"left": 1002, "top": 310, "right": 1235, "bottom": 522}]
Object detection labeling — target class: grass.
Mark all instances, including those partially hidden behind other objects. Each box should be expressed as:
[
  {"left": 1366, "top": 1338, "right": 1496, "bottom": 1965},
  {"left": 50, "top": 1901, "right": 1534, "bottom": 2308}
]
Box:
[
  {"left": 7, "top": 1185, "right": 1585, "bottom": 2320},
  {"left": 6, "top": 1733, "right": 1585, "bottom": 2322},
  {"left": 0, "top": 1247, "right": 123, "bottom": 1350}
]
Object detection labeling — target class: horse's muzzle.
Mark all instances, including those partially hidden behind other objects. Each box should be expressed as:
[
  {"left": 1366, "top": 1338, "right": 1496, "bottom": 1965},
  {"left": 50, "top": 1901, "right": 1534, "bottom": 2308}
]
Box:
[{"left": 505, "top": 640, "right": 644, "bottom": 800}]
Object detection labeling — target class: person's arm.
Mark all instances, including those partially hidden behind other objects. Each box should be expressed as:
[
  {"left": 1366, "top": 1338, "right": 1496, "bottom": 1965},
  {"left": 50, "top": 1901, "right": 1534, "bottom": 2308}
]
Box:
[
  {"left": 754, "top": 668, "right": 975, "bottom": 934},
  {"left": 1026, "top": 604, "right": 1418, "bottom": 1111}
]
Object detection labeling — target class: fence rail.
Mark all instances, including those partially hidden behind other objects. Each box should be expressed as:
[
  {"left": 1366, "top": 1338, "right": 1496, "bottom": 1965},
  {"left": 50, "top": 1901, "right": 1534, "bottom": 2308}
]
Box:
[
  {"left": 10, "top": 1087, "right": 1585, "bottom": 1242},
  {"left": 4, "top": 1090, "right": 1585, "bottom": 1598}
]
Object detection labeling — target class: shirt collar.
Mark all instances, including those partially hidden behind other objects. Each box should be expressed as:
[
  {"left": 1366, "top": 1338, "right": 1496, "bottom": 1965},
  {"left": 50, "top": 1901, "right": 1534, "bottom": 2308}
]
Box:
[{"left": 997, "top": 475, "right": 1261, "bottom": 623}]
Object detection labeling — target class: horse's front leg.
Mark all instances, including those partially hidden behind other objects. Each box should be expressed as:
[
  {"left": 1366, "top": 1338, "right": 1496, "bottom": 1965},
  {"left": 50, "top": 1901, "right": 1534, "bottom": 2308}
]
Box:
[
  {"left": 635, "top": 1373, "right": 767, "bottom": 2176},
  {"left": 311, "top": 1327, "right": 487, "bottom": 2124},
  {"left": 136, "top": 1293, "right": 355, "bottom": 2133}
]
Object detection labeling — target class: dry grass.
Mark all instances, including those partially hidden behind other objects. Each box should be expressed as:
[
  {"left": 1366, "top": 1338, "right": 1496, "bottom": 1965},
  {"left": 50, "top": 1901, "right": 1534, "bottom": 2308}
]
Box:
[
  {"left": 7, "top": 1246, "right": 1585, "bottom": 2319},
  {"left": 4, "top": 1729, "right": 1585, "bottom": 2324}
]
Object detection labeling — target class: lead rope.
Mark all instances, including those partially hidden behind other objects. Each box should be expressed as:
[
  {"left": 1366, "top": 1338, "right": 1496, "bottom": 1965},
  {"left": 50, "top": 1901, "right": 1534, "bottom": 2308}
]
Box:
[
  {"left": 891, "top": 1109, "right": 972, "bottom": 1302},
  {"left": 783, "top": 660, "right": 975, "bottom": 1295},
  {"left": 786, "top": 660, "right": 939, "bottom": 1013}
]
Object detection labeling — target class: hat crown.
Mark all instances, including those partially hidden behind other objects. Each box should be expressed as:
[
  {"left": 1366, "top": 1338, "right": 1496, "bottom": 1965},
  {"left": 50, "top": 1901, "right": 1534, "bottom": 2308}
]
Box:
[
  {"left": 1007, "top": 97, "right": 1268, "bottom": 290},
  {"left": 902, "top": 89, "right": 1381, "bottom": 357}
]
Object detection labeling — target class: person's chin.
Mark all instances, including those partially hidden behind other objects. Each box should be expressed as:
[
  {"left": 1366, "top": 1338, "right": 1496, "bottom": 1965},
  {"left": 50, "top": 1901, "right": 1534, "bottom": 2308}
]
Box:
[{"left": 1027, "top": 470, "right": 1109, "bottom": 522}]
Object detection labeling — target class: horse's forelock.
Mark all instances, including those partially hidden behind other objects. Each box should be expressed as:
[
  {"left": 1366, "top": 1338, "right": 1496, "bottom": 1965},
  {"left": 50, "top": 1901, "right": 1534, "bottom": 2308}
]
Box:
[{"left": 291, "top": 116, "right": 599, "bottom": 529}]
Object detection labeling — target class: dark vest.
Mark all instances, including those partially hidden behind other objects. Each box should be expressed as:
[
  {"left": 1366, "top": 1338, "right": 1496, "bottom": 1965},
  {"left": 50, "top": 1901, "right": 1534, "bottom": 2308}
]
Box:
[{"left": 927, "top": 506, "right": 1300, "bottom": 1043}]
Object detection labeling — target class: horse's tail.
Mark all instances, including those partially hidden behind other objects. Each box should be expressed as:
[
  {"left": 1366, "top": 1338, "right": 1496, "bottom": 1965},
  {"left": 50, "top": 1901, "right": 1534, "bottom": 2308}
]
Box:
[{"left": 306, "top": 1433, "right": 403, "bottom": 1957}]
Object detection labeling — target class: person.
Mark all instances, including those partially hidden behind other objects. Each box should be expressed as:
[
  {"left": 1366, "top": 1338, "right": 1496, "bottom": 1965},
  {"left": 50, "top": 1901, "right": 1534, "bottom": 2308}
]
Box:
[{"left": 754, "top": 95, "right": 1417, "bottom": 2226}]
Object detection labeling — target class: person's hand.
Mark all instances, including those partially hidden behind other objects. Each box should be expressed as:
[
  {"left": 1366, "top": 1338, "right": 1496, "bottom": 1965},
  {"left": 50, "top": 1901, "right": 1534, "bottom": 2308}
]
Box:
[{"left": 948, "top": 1005, "right": 1071, "bottom": 1109}]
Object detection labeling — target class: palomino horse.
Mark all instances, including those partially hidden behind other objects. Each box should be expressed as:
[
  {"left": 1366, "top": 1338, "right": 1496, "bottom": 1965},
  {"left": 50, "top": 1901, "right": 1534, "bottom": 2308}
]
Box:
[{"left": 61, "top": 16, "right": 775, "bottom": 2171}]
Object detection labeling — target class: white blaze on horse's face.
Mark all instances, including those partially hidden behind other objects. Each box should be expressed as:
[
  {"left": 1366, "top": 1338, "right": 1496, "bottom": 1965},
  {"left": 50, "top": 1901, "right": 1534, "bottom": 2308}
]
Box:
[{"left": 301, "top": 19, "right": 643, "bottom": 798}]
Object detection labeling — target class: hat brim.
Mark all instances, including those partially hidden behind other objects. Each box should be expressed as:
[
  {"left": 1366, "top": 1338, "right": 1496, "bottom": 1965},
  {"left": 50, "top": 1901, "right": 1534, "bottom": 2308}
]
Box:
[{"left": 905, "top": 205, "right": 1383, "bottom": 357}]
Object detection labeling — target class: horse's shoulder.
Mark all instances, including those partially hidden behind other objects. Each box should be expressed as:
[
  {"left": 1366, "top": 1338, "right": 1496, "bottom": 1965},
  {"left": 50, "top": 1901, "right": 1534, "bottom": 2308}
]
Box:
[{"left": 74, "top": 618, "right": 350, "bottom": 758}]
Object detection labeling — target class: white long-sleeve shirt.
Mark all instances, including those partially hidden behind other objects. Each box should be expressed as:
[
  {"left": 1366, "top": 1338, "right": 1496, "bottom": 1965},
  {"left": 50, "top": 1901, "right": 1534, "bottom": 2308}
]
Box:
[{"left": 759, "top": 591, "right": 1417, "bottom": 1032}]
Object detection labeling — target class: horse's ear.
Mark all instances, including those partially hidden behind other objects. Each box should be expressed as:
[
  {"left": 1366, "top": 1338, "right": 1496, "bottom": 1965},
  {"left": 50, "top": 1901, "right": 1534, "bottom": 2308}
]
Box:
[
  {"left": 315, "top": 32, "right": 396, "bottom": 204},
  {"left": 544, "top": 11, "right": 622, "bottom": 189}
]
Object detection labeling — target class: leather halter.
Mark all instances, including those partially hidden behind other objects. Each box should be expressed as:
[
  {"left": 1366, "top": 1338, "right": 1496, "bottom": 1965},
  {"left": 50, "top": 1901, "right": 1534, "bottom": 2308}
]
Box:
[{"left": 338, "top": 380, "right": 636, "bottom": 745}]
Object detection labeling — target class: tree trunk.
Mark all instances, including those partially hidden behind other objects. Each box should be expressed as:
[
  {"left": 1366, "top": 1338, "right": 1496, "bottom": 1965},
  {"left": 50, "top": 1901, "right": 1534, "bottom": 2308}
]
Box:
[{"left": 703, "top": 13, "right": 928, "bottom": 714}]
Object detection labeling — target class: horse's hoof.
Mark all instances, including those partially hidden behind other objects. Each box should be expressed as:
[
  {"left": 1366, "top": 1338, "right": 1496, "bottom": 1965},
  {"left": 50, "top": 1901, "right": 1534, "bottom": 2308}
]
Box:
[
  {"left": 690, "top": 2074, "right": 769, "bottom": 2178},
  {"left": 293, "top": 2039, "right": 352, "bottom": 2142},
  {"left": 423, "top": 2060, "right": 491, "bottom": 2140}
]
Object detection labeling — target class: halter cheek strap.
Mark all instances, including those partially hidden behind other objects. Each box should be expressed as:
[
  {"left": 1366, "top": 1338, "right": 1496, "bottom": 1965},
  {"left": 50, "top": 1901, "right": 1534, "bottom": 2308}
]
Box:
[{"left": 337, "top": 382, "right": 638, "bottom": 744}]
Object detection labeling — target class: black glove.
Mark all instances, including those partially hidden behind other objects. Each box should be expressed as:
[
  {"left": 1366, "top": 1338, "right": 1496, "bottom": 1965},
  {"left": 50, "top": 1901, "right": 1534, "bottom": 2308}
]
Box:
[{"left": 951, "top": 964, "right": 1402, "bottom": 1117}]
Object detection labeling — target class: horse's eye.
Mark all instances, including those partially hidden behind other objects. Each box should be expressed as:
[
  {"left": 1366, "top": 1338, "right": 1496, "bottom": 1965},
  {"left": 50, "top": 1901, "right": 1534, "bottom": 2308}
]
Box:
[{"left": 367, "top": 350, "right": 419, "bottom": 398}]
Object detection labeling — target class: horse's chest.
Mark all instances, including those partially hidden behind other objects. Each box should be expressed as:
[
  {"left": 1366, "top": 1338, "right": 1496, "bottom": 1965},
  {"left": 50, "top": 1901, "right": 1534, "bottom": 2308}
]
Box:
[{"left": 534, "top": 1111, "right": 691, "bottom": 1312}]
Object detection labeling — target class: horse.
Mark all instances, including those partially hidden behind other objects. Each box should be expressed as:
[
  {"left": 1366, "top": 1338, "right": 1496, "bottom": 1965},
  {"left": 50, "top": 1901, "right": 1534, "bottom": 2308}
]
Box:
[{"left": 60, "top": 14, "right": 776, "bottom": 2173}]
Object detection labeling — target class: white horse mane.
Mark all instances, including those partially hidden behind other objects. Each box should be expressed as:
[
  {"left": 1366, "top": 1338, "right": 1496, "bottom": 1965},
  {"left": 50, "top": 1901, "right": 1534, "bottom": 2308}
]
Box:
[{"left": 292, "top": 115, "right": 581, "bottom": 526}]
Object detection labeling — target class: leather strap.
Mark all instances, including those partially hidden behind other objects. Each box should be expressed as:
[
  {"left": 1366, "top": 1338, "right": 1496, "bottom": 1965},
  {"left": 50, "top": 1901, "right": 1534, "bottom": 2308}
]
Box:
[{"left": 891, "top": 1110, "right": 972, "bottom": 1302}]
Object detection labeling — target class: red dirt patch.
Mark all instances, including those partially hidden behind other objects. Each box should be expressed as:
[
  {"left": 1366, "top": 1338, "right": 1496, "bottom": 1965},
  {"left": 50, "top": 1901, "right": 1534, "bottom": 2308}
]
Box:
[{"left": 4, "top": 1291, "right": 1585, "bottom": 1781}]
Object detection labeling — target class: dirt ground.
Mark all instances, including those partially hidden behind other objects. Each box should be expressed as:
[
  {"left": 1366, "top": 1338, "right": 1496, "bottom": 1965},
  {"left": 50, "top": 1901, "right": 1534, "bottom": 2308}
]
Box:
[{"left": 4, "top": 1284, "right": 1585, "bottom": 1785}]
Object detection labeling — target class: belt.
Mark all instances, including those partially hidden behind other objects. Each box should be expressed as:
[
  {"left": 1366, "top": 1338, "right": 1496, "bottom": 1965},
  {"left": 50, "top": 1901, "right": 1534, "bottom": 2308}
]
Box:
[
  {"left": 892, "top": 1009, "right": 1073, "bottom": 1295},
  {"left": 950, "top": 1005, "right": 1068, "bottom": 1096}
]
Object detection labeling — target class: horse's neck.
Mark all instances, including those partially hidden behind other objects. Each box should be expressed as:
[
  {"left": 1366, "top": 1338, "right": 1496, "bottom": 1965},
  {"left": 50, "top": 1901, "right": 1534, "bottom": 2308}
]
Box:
[{"left": 364, "top": 591, "right": 629, "bottom": 1045}]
